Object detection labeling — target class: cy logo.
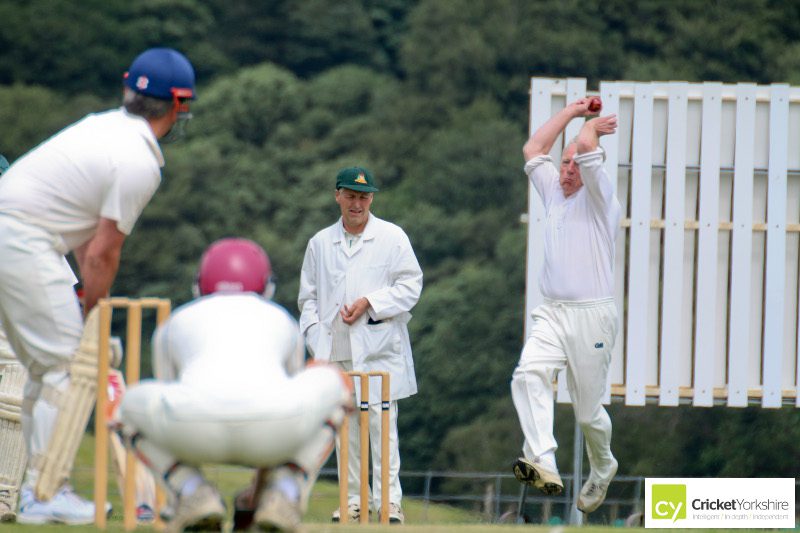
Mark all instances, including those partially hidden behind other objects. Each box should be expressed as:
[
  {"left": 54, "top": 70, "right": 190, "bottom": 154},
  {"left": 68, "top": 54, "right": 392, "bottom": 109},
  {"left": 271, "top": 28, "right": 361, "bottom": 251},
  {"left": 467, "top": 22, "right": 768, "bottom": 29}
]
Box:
[{"left": 652, "top": 484, "right": 686, "bottom": 523}]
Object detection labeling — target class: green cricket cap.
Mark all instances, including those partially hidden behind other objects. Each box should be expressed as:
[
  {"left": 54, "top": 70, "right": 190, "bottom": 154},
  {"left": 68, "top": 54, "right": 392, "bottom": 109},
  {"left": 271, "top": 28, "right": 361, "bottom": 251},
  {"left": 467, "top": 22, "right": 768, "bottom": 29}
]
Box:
[{"left": 335, "top": 166, "right": 379, "bottom": 193}]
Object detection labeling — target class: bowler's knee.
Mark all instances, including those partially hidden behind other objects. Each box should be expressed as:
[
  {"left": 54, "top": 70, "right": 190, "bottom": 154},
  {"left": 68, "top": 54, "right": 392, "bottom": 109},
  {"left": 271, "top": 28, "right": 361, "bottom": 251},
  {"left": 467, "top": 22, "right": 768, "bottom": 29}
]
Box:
[
  {"left": 575, "top": 408, "right": 610, "bottom": 431},
  {"left": 511, "top": 362, "right": 550, "bottom": 388}
]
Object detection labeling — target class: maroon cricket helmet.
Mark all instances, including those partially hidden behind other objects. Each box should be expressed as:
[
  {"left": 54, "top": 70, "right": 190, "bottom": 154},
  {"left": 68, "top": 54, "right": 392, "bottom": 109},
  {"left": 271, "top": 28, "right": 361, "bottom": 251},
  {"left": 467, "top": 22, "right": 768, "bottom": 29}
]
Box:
[{"left": 196, "top": 238, "right": 274, "bottom": 298}]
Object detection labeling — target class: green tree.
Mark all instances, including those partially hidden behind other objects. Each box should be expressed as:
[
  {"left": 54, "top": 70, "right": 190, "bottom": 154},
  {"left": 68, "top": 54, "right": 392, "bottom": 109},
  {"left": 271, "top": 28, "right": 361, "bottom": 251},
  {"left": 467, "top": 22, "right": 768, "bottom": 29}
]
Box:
[
  {"left": 0, "top": 0, "right": 220, "bottom": 97},
  {"left": 0, "top": 84, "right": 107, "bottom": 159},
  {"left": 401, "top": 258, "right": 525, "bottom": 468},
  {"left": 204, "top": 0, "right": 417, "bottom": 77}
]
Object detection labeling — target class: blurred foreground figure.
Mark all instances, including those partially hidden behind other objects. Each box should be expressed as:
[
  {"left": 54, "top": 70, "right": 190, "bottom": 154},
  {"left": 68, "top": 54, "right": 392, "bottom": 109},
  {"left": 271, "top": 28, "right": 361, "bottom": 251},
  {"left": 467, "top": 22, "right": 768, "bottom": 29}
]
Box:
[
  {"left": 0, "top": 154, "right": 27, "bottom": 523},
  {"left": 118, "top": 238, "right": 352, "bottom": 533},
  {"left": 0, "top": 48, "right": 196, "bottom": 525}
]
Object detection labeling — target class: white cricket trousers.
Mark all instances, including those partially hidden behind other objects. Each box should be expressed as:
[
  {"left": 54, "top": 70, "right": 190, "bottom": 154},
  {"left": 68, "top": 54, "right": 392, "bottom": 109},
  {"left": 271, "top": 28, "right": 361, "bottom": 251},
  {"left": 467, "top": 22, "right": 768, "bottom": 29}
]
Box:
[
  {"left": 511, "top": 298, "right": 618, "bottom": 479},
  {"left": 334, "top": 362, "right": 402, "bottom": 510},
  {"left": 119, "top": 364, "right": 349, "bottom": 476},
  {"left": 0, "top": 214, "right": 82, "bottom": 487}
]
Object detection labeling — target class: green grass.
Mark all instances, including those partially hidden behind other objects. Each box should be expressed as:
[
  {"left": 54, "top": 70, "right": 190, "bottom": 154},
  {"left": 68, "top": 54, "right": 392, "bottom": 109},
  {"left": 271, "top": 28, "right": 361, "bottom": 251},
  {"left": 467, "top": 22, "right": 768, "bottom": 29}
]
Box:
[
  {"left": 5, "top": 434, "right": 487, "bottom": 531},
  {"left": 8, "top": 436, "right": 779, "bottom": 532},
  {"left": 3, "top": 522, "right": 765, "bottom": 533}
]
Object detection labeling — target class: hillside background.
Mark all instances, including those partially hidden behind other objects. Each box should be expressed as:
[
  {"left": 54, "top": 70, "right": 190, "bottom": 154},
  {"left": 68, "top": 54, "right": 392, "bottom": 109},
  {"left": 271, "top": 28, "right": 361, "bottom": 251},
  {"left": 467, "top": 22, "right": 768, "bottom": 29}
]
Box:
[{"left": 1, "top": 0, "right": 799, "bottom": 491}]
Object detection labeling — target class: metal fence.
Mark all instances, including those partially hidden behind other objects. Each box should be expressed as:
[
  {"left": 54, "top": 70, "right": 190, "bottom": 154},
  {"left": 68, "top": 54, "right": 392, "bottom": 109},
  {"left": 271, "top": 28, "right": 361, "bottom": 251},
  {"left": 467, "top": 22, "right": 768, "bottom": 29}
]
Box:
[
  {"left": 319, "top": 469, "right": 799, "bottom": 526},
  {"left": 317, "top": 468, "right": 646, "bottom": 525}
]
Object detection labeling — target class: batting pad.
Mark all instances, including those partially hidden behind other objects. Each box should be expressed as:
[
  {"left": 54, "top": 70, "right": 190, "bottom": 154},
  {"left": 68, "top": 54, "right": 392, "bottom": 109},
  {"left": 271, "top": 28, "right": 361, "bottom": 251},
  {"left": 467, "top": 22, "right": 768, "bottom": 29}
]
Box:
[
  {"left": 35, "top": 307, "right": 100, "bottom": 501},
  {"left": 0, "top": 363, "right": 26, "bottom": 514}
]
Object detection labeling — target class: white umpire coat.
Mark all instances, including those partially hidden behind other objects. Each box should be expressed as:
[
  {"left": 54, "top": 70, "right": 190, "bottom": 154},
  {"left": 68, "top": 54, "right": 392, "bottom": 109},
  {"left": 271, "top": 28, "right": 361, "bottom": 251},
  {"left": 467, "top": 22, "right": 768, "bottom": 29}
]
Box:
[{"left": 298, "top": 214, "right": 423, "bottom": 404}]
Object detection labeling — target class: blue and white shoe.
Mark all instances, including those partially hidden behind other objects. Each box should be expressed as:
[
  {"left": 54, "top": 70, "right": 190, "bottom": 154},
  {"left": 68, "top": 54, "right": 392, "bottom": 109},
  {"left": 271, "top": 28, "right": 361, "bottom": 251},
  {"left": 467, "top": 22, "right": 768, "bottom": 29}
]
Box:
[
  {"left": 137, "top": 503, "right": 155, "bottom": 523},
  {"left": 17, "top": 485, "right": 110, "bottom": 525}
]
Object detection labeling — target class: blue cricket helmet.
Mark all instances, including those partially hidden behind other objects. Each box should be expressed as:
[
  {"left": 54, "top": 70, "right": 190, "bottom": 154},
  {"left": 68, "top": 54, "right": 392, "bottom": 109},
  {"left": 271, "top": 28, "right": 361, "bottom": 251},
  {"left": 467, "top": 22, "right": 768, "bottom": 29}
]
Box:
[{"left": 123, "top": 47, "right": 196, "bottom": 101}]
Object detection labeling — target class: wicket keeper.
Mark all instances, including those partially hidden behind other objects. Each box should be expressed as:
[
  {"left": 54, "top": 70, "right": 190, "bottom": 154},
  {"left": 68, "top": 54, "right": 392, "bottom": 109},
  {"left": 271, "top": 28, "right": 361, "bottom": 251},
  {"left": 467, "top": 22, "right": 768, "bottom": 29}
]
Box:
[{"left": 116, "top": 238, "right": 353, "bottom": 533}]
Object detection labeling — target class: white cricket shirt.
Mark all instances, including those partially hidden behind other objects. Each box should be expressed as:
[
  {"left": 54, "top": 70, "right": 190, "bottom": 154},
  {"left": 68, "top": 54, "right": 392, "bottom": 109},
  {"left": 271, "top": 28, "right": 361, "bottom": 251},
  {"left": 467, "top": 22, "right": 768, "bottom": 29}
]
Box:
[
  {"left": 152, "top": 293, "right": 304, "bottom": 394},
  {"left": 525, "top": 149, "right": 621, "bottom": 300},
  {"left": 0, "top": 108, "right": 163, "bottom": 251}
]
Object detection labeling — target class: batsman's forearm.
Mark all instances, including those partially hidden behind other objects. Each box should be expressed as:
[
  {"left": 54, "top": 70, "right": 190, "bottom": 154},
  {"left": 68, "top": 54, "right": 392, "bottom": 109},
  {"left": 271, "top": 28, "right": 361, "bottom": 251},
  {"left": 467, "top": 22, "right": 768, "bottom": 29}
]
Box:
[{"left": 80, "top": 252, "right": 120, "bottom": 314}]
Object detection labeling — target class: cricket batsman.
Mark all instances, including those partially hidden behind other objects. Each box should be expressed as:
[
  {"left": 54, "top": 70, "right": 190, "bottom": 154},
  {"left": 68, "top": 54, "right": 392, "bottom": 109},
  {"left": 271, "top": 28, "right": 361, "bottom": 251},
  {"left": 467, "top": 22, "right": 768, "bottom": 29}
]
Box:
[
  {"left": 0, "top": 48, "right": 196, "bottom": 525},
  {"left": 0, "top": 155, "right": 26, "bottom": 522}
]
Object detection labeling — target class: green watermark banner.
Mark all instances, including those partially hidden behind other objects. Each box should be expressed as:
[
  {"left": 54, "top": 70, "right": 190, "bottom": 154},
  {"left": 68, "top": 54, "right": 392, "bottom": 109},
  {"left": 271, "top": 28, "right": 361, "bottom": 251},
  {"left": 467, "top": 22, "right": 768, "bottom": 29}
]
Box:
[{"left": 645, "top": 478, "right": 795, "bottom": 528}]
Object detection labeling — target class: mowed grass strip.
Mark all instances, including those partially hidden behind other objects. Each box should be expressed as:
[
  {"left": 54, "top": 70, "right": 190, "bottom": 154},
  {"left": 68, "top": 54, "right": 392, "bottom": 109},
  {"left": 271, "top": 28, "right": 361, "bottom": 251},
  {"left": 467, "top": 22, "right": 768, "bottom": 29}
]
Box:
[
  {"left": 4, "top": 435, "right": 486, "bottom": 531},
  {"left": 14, "top": 436, "right": 742, "bottom": 533}
]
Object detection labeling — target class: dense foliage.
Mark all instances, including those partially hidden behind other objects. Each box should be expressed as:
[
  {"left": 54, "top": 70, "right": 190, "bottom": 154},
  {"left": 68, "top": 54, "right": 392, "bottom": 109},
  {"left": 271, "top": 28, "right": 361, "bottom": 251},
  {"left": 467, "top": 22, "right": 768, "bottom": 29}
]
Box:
[{"left": 2, "top": 0, "right": 799, "bottom": 481}]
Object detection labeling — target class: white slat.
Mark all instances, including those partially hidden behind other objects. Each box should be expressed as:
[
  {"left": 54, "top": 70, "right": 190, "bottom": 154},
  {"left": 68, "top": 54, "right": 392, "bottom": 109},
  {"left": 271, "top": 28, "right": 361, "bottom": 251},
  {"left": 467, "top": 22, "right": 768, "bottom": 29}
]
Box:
[
  {"left": 601, "top": 82, "right": 621, "bottom": 195},
  {"left": 625, "top": 83, "right": 654, "bottom": 406},
  {"left": 787, "top": 86, "right": 800, "bottom": 170},
  {"left": 762, "top": 84, "right": 790, "bottom": 408},
  {"left": 525, "top": 78, "right": 555, "bottom": 340},
  {"left": 693, "top": 83, "right": 723, "bottom": 407},
  {"left": 600, "top": 81, "right": 623, "bottom": 404},
  {"left": 727, "top": 84, "right": 757, "bottom": 407},
  {"left": 659, "top": 82, "right": 689, "bottom": 406}
]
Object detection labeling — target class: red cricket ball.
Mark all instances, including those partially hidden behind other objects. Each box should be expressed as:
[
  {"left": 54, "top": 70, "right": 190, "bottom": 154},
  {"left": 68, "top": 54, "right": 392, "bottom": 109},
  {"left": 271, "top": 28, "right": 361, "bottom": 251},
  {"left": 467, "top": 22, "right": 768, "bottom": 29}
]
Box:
[{"left": 588, "top": 97, "right": 602, "bottom": 112}]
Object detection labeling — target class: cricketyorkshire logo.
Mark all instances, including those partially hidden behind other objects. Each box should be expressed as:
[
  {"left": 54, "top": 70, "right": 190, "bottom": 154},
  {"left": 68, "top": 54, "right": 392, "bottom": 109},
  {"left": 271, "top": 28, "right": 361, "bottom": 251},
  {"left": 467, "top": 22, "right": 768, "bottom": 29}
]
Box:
[
  {"left": 652, "top": 484, "right": 687, "bottom": 523},
  {"left": 354, "top": 172, "right": 368, "bottom": 184}
]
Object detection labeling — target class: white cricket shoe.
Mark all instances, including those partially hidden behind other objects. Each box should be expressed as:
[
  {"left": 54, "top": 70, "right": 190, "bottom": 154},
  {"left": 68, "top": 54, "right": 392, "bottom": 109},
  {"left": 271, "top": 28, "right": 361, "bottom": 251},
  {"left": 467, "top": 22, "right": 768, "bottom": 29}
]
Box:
[
  {"left": 331, "top": 503, "right": 361, "bottom": 522},
  {"left": 513, "top": 457, "right": 563, "bottom": 495},
  {"left": 577, "top": 457, "right": 618, "bottom": 513},
  {"left": 167, "top": 482, "right": 226, "bottom": 533},
  {"left": 0, "top": 499, "right": 16, "bottom": 522},
  {"left": 253, "top": 472, "right": 302, "bottom": 532},
  {"left": 17, "top": 485, "right": 105, "bottom": 525},
  {"left": 383, "top": 502, "right": 404, "bottom": 524}
]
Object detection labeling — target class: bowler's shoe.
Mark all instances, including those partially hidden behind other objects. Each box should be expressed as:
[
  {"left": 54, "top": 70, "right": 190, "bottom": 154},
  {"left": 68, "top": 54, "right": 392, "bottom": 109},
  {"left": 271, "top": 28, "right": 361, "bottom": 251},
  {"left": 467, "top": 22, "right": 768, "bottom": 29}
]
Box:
[
  {"left": 577, "top": 458, "right": 618, "bottom": 513},
  {"left": 513, "top": 457, "right": 563, "bottom": 495}
]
